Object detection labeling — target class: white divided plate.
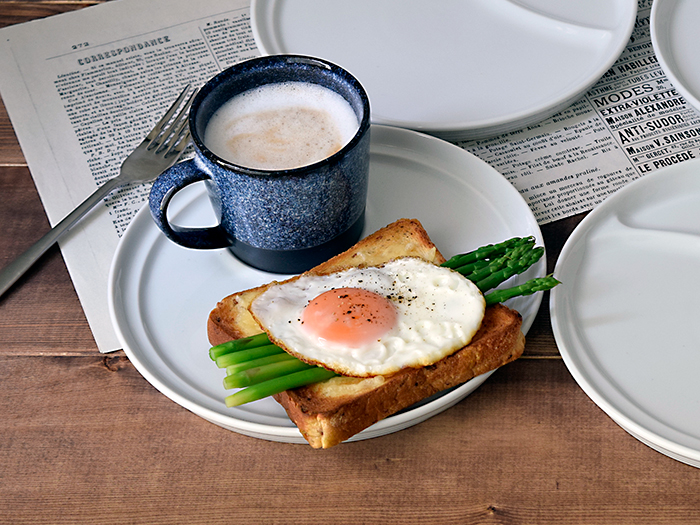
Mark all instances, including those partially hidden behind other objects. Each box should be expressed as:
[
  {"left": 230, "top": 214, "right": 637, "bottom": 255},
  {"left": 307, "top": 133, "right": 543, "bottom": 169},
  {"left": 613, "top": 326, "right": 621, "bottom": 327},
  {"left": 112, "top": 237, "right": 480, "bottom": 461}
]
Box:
[
  {"left": 550, "top": 158, "right": 700, "bottom": 467},
  {"left": 651, "top": 0, "right": 700, "bottom": 116},
  {"left": 251, "top": 0, "right": 637, "bottom": 140},
  {"left": 109, "top": 125, "right": 544, "bottom": 445}
]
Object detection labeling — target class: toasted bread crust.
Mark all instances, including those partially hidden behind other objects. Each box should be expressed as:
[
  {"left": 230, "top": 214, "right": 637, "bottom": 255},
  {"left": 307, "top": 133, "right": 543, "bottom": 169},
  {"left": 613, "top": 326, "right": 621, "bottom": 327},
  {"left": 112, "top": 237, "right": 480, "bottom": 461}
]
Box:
[
  {"left": 273, "top": 304, "right": 523, "bottom": 448},
  {"left": 207, "top": 218, "right": 526, "bottom": 448}
]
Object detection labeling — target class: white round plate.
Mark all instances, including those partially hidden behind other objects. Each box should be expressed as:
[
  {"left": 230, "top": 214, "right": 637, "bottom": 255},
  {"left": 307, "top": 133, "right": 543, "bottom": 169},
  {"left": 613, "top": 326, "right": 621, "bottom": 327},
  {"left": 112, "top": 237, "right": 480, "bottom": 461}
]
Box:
[
  {"left": 251, "top": 0, "right": 637, "bottom": 140},
  {"left": 550, "top": 158, "right": 700, "bottom": 467},
  {"left": 651, "top": 0, "right": 700, "bottom": 116},
  {"left": 109, "top": 125, "right": 544, "bottom": 445}
]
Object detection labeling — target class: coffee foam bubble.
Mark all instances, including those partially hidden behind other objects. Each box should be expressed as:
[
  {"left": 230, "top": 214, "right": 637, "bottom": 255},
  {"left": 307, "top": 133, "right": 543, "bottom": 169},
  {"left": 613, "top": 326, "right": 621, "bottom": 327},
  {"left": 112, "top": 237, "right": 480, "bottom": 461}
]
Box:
[{"left": 204, "top": 81, "right": 359, "bottom": 170}]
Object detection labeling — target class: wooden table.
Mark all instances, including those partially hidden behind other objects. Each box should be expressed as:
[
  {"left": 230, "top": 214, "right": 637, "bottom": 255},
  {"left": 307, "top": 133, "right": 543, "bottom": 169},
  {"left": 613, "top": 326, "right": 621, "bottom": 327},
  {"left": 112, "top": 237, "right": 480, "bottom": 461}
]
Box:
[{"left": 2, "top": 2, "right": 699, "bottom": 523}]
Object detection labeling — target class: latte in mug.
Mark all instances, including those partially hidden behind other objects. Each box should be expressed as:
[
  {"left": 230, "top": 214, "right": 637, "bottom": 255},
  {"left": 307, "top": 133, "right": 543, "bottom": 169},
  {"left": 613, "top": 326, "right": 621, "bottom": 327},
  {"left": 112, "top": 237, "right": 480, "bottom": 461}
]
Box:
[
  {"left": 203, "top": 81, "right": 360, "bottom": 171},
  {"left": 150, "top": 55, "right": 371, "bottom": 274}
]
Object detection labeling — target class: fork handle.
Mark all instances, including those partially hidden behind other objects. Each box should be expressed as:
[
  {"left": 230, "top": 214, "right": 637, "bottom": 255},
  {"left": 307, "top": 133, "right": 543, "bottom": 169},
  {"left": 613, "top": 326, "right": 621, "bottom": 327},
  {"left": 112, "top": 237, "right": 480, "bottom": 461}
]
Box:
[{"left": 0, "top": 177, "right": 123, "bottom": 298}]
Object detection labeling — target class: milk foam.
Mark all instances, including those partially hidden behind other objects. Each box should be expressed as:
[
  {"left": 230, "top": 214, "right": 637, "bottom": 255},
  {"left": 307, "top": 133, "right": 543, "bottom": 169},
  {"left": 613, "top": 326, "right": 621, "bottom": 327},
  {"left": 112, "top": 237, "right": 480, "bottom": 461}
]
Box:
[{"left": 204, "top": 81, "right": 359, "bottom": 170}]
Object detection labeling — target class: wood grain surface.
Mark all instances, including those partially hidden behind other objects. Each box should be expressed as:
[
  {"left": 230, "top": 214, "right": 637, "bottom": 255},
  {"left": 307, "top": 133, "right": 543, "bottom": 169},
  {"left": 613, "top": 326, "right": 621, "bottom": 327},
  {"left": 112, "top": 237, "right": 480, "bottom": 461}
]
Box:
[{"left": 1, "top": 2, "right": 699, "bottom": 524}]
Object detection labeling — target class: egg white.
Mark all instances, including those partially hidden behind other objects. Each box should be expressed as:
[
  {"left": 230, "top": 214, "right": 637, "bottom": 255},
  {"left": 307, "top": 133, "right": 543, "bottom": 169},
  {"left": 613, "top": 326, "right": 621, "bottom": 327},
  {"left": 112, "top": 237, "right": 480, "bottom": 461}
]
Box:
[{"left": 249, "top": 257, "right": 486, "bottom": 377}]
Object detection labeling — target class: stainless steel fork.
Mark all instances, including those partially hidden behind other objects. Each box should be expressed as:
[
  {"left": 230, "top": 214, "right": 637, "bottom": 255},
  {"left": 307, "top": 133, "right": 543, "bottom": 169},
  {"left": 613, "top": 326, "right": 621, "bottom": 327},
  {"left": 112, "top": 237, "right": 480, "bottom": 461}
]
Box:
[{"left": 0, "top": 85, "right": 196, "bottom": 298}]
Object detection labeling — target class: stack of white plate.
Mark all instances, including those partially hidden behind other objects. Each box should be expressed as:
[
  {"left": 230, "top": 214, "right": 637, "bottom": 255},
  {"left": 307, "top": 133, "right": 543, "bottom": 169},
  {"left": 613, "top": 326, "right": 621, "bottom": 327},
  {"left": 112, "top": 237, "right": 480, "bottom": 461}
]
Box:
[
  {"left": 250, "top": 0, "right": 637, "bottom": 140},
  {"left": 651, "top": 0, "right": 700, "bottom": 117},
  {"left": 551, "top": 158, "right": 700, "bottom": 468}
]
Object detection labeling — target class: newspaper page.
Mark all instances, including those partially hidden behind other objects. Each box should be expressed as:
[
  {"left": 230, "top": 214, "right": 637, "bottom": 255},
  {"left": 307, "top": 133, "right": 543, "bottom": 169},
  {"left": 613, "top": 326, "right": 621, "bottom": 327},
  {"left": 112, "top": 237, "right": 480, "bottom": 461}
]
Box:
[
  {"left": 458, "top": 0, "right": 700, "bottom": 224},
  {"left": 0, "top": 0, "right": 258, "bottom": 351},
  {"left": 0, "top": 0, "right": 697, "bottom": 352}
]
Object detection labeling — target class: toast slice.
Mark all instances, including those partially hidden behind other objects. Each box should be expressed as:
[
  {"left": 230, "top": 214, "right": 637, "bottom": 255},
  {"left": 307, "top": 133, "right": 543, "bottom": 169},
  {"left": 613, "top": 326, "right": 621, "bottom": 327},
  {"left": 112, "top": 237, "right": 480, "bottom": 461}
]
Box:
[{"left": 208, "top": 218, "right": 525, "bottom": 448}]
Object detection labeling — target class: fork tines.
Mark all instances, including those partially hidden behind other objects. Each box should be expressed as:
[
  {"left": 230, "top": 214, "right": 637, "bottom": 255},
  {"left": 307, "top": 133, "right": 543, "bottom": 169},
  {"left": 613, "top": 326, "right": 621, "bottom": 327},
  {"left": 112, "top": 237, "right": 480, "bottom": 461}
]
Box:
[{"left": 147, "top": 85, "right": 197, "bottom": 157}]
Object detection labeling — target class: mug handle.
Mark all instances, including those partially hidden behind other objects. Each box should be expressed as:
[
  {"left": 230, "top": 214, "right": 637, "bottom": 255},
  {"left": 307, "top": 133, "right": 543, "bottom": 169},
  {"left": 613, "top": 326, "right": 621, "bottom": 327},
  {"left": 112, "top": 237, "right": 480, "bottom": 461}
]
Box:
[{"left": 148, "top": 159, "right": 231, "bottom": 249}]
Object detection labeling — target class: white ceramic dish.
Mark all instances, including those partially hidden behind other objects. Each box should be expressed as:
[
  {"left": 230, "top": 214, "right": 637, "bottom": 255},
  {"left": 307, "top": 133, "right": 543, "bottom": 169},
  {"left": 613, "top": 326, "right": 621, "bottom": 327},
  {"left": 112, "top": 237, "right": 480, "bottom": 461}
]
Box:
[
  {"left": 251, "top": 0, "right": 637, "bottom": 140},
  {"left": 550, "top": 158, "right": 700, "bottom": 467},
  {"left": 651, "top": 0, "right": 700, "bottom": 116},
  {"left": 109, "top": 125, "right": 544, "bottom": 445}
]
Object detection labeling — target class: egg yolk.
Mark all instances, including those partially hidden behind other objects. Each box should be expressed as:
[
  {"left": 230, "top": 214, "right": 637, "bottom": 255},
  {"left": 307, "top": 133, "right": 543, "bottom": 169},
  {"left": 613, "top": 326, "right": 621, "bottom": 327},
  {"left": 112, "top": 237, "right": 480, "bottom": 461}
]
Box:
[{"left": 301, "top": 287, "right": 398, "bottom": 347}]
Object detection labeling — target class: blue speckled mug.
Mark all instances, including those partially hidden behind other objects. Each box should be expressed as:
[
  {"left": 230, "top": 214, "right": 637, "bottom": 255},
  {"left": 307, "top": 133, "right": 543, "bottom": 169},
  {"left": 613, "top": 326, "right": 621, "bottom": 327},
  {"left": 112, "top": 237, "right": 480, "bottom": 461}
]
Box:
[{"left": 149, "top": 55, "right": 370, "bottom": 273}]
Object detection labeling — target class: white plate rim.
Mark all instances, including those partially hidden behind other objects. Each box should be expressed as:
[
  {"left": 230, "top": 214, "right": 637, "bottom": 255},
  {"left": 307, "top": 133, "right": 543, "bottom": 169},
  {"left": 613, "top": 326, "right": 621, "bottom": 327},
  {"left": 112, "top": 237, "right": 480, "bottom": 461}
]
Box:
[
  {"left": 250, "top": 0, "right": 637, "bottom": 140},
  {"left": 109, "top": 124, "right": 545, "bottom": 444},
  {"left": 550, "top": 159, "right": 700, "bottom": 467},
  {"left": 650, "top": 0, "right": 700, "bottom": 114}
]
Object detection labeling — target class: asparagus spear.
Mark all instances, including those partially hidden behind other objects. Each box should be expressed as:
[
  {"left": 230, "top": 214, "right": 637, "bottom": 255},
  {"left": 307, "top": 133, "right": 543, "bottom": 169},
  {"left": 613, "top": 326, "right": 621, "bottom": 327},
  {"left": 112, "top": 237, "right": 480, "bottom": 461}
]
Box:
[
  {"left": 225, "top": 351, "right": 296, "bottom": 375},
  {"left": 215, "top": 344, "right": 284, "bottom": 368},
  {"left": 460, "top": 241, "right": 536, "bottom": 284},
  {"left": 449, "top": 258, "right": 490, "bottom": 277},
  {"left": 441, "top": 236, "right": 533, "bottom": 269},
  {"left": 209, "top": 332, "right": 270, "bottom": 360},
  {"left": 449, "top": 238, "right": 535, "bottom": 277},
  {"left": 484, "top": 275, "right": 560, "bottom": 306},
  {"left": 475, "top": 246, "right": 545, "bottom": 293},
  {"left": 224, "top": 358, "right": 314, "bottom": 389},
  {"left": 225, "top": 367, "right": 337, "bottom": 407}
]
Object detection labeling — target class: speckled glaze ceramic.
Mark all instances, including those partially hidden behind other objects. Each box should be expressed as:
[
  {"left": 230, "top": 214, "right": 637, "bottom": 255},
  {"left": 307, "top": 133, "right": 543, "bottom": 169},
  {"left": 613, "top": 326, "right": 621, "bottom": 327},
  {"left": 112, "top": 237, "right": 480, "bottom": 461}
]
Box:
[{"left": 149, "top": 55, "right": 370, "bottom": 273}]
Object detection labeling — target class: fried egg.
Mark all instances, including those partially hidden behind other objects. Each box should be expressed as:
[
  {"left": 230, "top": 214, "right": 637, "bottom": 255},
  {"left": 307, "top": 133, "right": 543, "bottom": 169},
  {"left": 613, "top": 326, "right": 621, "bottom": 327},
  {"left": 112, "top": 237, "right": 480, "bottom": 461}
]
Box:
[{"left": 249, "top": 257, "right": 485, "bottom": 377}]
